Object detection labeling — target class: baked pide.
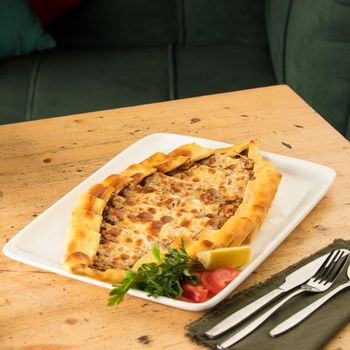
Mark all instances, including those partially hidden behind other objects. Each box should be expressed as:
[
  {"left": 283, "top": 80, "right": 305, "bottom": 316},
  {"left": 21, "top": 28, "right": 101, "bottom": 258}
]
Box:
[{"left": 63, "top": 139, "right": 282, "bottom": 283}]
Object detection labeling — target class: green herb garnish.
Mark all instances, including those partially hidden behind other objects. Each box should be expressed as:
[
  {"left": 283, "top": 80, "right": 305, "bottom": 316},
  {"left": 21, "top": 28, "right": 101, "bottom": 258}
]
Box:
[{"left": 108, "top": 242, "right": 200, "bottom": 305}]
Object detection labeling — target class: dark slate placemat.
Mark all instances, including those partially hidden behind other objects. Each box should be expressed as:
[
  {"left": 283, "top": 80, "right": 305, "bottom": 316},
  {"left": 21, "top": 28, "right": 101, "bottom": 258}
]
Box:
[{"left": 186, "top": 239, "right": 350, "bottom": 350}]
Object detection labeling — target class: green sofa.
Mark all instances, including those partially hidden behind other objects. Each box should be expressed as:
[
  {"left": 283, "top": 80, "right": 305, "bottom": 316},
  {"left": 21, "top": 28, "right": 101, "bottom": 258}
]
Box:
[{"left": 1, "top": 0, "right": 350, "bottom": 139}]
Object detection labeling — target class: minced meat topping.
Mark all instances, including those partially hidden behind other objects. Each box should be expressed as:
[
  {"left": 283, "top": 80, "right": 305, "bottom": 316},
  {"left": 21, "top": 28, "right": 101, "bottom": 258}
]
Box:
[{"left": 90, "top": 152, "right": 254, "bottom": 271}]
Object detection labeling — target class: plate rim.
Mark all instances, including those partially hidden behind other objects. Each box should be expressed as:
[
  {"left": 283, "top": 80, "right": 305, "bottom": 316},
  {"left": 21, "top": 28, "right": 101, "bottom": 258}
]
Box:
[{"left": 3, "top": 133, "right": 336, "bottom": 311}]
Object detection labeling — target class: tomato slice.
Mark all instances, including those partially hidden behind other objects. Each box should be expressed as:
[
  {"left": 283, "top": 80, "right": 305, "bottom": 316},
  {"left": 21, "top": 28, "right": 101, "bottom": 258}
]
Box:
[
  {"left": 181, "top": 268, "right": 240, "bottom": 302},
  {"left": 205, "top": 268, "right": 240, "bottom": 294},
  {"left": 181, "top": 281, "right": 209, "bottom": 303},
  {"left": 200, "top": 271, "right": 217, "bottom": 295}
]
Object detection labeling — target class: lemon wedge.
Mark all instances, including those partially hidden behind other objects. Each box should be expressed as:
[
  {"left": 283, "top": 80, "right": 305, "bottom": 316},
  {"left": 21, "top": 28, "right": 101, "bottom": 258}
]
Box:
[{"left": 197, "top": 246, "right": 251, "bottom": 269}]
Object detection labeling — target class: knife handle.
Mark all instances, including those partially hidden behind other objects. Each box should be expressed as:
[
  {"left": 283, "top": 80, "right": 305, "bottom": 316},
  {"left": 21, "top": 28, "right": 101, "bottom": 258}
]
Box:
[
  {"left": 269, "top": 281, "right": 350, "bottom": 337},
  {"left": 205, "top": 288, "right": 285, "bottom": 339},
  {"left": 217, "top": 288, "right": 305, "bottom": 349}
]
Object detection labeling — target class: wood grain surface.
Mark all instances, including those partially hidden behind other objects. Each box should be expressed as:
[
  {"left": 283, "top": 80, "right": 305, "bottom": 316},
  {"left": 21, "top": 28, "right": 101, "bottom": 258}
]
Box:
[{"left": 0, "top": 85, "right": 349, "bottom": 349}]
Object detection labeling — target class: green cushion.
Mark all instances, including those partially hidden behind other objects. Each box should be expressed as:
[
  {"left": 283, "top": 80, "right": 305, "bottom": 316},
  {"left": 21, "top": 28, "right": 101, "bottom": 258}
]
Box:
[
  {"left": 48, "top": 0, "right": 178, "bottom": 48},
  {"left": 49, "top": 0, "right": 269, "bottom": 48},
  {"left": 266, "top": 0, "right": 350, "bottom": 137},
  {"left": 265, "top": 0, "right": 293, "bottom": 83},
  {"left": 0, "top": 47, "right": 170, "bottom": 122},
  {"left": 175, "top": 44, "right": 276, "bottom": 99},
  {"left": 346, "top": 112, "right": 350, "bottom": 140},
  {"left": 0, "top": 0, "right": 56, "bottom": 60},
  {"left": 286, "top": 0, "right": 350, "bottom": 137},
  {"left": 0, "top": 54, "right": 39, "bottom": 124},
  {"left": 183, "top": 0, "right": 268, "bottom": 46}
]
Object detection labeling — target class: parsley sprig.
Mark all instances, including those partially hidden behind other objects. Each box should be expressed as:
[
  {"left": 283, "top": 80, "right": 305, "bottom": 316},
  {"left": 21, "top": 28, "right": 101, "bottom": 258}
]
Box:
[{"left": 108, "top": 243, "right": 200, "bottom": 305}]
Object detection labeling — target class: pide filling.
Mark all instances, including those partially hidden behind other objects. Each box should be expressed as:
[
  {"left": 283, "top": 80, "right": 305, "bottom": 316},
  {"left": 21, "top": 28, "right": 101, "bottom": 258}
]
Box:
[{"left": 90, "top": 152, "right": 254, "bottom": 271}]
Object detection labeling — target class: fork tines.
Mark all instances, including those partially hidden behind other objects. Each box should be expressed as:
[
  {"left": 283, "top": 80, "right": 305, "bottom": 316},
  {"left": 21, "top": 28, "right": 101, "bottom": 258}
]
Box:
[
  {"left": 313, "top": 249, "right": 349, "bottom": 284},
  {"left": 325, "top": 252, "right": 349, "bottom": 283}
]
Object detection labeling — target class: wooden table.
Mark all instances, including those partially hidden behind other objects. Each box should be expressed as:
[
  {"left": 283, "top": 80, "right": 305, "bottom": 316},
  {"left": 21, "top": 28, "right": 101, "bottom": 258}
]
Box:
[{"left": 0, "top": 85, "right": 349, "bottom": 349}]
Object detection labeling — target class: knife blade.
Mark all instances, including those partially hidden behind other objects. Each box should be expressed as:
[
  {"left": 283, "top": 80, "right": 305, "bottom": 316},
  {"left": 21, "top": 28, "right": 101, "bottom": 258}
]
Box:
[
  {"left": 269, "top": 258, "right": 350, "bottom": 337},
  {"left": 205, "top": 251, "right": 333, "bottom": 339}
]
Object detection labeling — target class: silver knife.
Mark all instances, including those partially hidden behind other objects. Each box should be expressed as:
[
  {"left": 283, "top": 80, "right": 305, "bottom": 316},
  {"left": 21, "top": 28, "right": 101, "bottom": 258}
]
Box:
[
  {"left": 269, "top": 261, "right": 350, "bottom": 337},
  {"left": 205, "top": 252, "right": 332, "bottom": 339}
]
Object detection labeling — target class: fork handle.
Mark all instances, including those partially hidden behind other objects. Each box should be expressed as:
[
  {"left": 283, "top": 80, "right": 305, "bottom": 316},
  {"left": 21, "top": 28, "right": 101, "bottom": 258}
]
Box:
[
  {"left": 217, "top": 288, "right": 305, "bottom": 349},
  {"left": 205, "top": 288, "right": 285, "bottom": 338},
  {"left": 269, "top": 281, "right": 350, "bottom": 337}
]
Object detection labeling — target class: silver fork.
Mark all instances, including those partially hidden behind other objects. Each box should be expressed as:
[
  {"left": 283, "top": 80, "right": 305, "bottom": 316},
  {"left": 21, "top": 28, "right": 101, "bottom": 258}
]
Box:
[
  {"left": 270, "top": 258, "right": 350, "bottom": 336},
  {"left": 217, "top": 249, "right": 349, "bottom": 349}
]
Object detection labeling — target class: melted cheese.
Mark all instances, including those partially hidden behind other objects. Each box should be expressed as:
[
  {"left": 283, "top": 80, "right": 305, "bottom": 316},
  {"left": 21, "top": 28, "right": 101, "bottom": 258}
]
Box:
[{"left": 92, "top": 152, "right": 254, "bottom": 271}]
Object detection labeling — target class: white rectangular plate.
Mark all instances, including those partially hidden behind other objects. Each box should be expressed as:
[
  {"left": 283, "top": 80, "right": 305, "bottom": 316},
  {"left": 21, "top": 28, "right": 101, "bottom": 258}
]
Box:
[{"left": 3, "top": 133, "right": 336, "bottom": 311}]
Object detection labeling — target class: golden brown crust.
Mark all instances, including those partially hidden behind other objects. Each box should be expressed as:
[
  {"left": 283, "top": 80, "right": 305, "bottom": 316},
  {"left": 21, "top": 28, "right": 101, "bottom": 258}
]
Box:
[
  {"left": 63, "top": 139, "right": 282, "bottom": 283},
  {"left": 101, "top": 175, "right": 132, "bottom": 192},
  {"left": 215, "top": 142, "right": 249, "bottom": 156},
  {"left": 87, "top": 183, "right": 115, "bottom": 202},
  {"left": 155, "top": 156, "right": 189, "bottom": 173},
  {"left": 120, "top": 163, "right": 156, "bottom": 179},
  {"left": 69, "top": 265, "right": 127, "bottom": 283},
  {"left": 141, "top": 152, "right": 189, "bottom": 173},
  {"left": 168, "top": 143, "right": 215, "bottom": 162},
  {"left": 63, "top": 226, "right": 100, "bottom": 266},
  {"left": 70, "top": 209, "right": 102, "bottom": 232},
  {"left": 76, "top": 193, "right": 106, "bottom": 216}
]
